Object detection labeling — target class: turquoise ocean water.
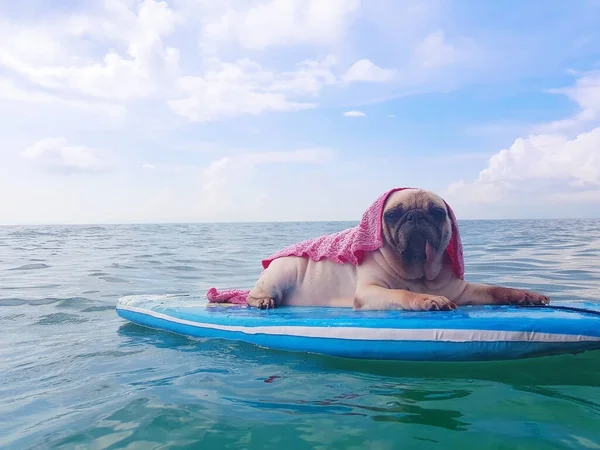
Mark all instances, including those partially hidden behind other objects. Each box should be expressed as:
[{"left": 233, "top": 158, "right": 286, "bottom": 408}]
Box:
[{"left": 1, "top": 220, "right": 600, "bottom": 449}]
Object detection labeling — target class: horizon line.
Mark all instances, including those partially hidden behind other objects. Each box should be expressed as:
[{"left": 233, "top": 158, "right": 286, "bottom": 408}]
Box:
[{"left": 1, "top": 217, "right": 599, "bottom": 227}]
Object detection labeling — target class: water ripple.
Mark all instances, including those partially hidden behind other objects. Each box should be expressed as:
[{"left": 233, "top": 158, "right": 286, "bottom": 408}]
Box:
[{"left": 8, "top": 263, "right": 50, "bottom": 271}]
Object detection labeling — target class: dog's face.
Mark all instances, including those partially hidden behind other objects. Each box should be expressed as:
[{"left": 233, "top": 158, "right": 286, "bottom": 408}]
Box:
[{"left": 382, "top": 189, "right": 453, "bottom": 279}]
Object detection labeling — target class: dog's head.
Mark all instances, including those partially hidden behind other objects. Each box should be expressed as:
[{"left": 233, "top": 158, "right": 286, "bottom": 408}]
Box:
[{"left": 381, "top": 188, "right": 453, "bottom": 280}]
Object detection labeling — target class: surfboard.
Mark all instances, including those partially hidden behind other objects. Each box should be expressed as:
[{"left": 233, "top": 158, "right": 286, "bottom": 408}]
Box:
[{"left": 115, "top": 294, "right": 600, "bottom": 361}]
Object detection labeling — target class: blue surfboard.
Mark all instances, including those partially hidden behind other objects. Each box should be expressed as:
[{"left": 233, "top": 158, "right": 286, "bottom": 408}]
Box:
[{"left": 116, "top": 294, "right": 600, "bottom": 361}]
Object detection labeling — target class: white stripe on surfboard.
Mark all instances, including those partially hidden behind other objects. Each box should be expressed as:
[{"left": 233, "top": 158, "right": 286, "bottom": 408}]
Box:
[{"left": 117, "top": 304, "right": 600, "bottom": 343}]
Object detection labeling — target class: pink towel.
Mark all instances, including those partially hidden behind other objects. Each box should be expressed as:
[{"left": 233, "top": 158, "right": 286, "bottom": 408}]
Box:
[{"left": 206, "top": 187, "right": 464, "bottom": 304}]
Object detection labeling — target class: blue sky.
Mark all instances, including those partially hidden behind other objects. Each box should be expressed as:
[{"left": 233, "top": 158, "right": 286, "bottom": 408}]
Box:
[{"left": 1, "top": 0, "right": 600, "bottom": 224}]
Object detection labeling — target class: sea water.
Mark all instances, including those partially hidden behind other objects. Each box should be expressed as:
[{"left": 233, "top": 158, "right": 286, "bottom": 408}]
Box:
[{"left": 1, "top": 220, "right": 600, "bottom": 449}]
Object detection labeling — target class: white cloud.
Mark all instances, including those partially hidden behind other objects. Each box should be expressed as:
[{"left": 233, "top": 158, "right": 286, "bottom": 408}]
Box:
[
  {"left": 388, "top": 114, "right": 396, "bottom": 118},
  {"left": 443, "top": 70, "right": 600, "bottom": 218},
  {"left": 202, "top": 0, "right": 361, "bottom": 51},
  {"left": 483, "top": 131, "right": 599, "bottom": 186},
  {"left": 444, "top": 127, "right": 600, "bottom": 214},
  {"left": 0, "top": 78, "right": 126, "bottom": 116},
  {"left": 142, "top": 163, "right": 156, "bottom": 170},
  {"left": 447, "top": 72, "right": 600, "bottom": 207},
  {"left": 168, "top": 57, "right": 337, "bottom": 122},
  {"left": 414, "top": 29, "right": 467, "bottom": 69},
  {"left": 21, "top": 137, "right": 109, "bottom": 173},
  {"left": 342, "top": 59, "right": 396, "bottom": 83},
  {"left": 535, "top": 70, "right": 600, "bottom": 133},
  {"left": 553, "top": 71, "right": 600, "bottom": 115},
  {"left": 343, "top": 110, "right": 366, "bottom": 117},
  {"left": 459, "top": 70, "right": 600, "bottom": 192},
  {"left": 0, "top": 0, "right": 180, "bottom": 101},
  {"left": 0, "top": 1, "right": 479, "bottom": 125}
]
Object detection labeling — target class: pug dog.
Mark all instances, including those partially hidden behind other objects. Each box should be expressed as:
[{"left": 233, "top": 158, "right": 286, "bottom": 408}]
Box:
[{"left": 245, "top": 188, "right": 550, "bottom": 311}]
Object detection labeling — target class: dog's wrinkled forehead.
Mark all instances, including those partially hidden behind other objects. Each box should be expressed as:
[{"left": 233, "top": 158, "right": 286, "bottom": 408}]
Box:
[{"left": 384, "top": 188, "right": 446, "bottom": 212}]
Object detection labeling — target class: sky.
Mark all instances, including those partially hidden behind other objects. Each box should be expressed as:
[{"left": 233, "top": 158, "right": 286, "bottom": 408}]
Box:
[{"left": 1, "top": 0, "right": 600, "bottom": 225}]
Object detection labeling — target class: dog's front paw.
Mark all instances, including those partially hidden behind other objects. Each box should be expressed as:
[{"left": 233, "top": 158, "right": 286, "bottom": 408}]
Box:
[
  {"left": 247, "top": 296, "right": 275, "bottom": 309},
  {"left": 415, "top": 294, "right": 457, "bottom": 311},
  {"left": 496, "top": 288, "right": 550, "bottom": 306}
]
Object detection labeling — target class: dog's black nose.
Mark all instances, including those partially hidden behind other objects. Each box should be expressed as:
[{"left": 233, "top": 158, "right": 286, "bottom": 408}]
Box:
[{"left": 407, "top": 211, "right": 417, "bottom": 223}]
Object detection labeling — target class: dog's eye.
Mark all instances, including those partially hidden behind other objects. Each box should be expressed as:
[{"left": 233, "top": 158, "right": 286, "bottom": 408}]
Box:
[
  {"left": 384, "top": 208, "right": 403, "bottom": 222},
  {"left": 430, "top": 206, "right": 447, "bottom": 221}
]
